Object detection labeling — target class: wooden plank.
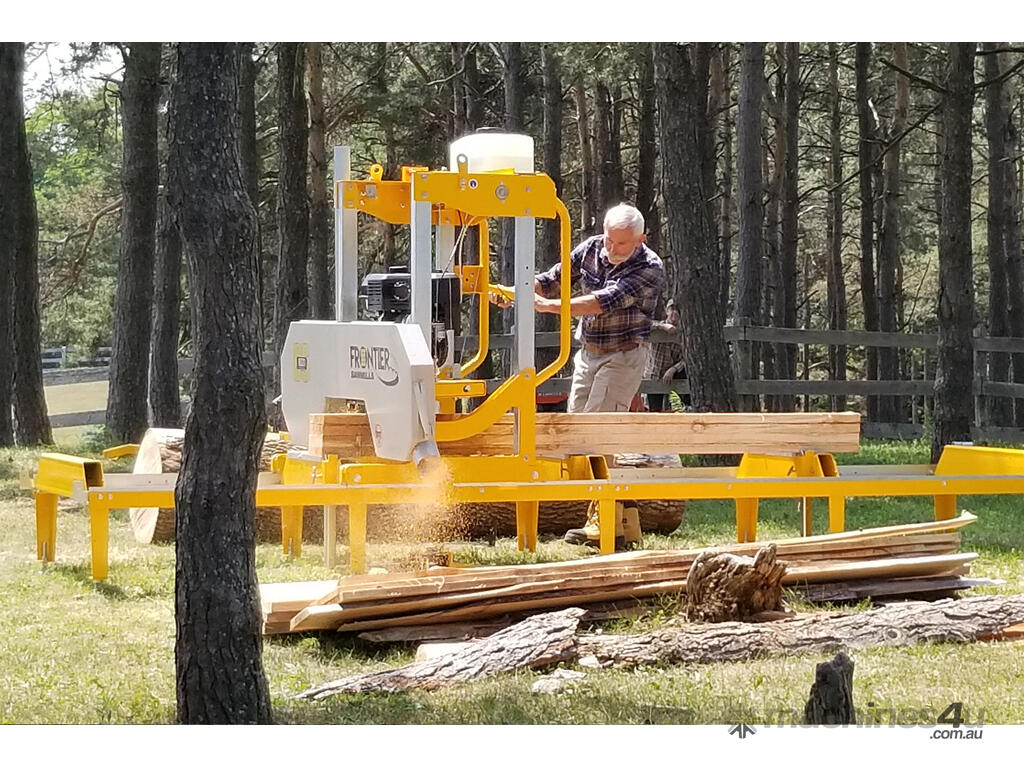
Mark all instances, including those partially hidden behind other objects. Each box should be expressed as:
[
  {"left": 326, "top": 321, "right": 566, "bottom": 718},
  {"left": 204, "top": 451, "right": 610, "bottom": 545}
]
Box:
[
  {"left": 794, "top": 576, "right": 1002, "bottom": 603},
  {"left": 783, "top": 553, "right": 976, "bottom": 585},
  {"left": 309, "top": 411, "right": 862, "bottom": 458}
]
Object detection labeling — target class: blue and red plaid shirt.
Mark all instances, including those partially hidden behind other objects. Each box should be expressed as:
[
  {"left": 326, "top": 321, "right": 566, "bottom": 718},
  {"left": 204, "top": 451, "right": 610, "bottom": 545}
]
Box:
[{"left": 535, "top": 235, "right": 665, "bottom": 354}]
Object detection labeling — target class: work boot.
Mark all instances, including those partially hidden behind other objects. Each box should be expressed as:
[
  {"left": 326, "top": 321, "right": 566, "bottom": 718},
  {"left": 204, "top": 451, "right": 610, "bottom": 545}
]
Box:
[
  {"left": 621, "top": 500, "right": 643, "bottom": 548},
  {"left": 564, "top": 500, "right": 626, "bottom": 549}
]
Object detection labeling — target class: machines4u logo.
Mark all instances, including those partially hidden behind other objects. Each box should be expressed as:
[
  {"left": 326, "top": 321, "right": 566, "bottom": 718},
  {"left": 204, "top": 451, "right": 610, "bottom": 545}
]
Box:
[{"left": 349, "top": 345, "right": 399, "bottom": 386}]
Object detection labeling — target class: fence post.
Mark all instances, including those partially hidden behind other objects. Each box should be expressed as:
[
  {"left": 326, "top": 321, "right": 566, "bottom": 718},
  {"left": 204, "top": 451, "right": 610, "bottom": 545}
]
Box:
[{"left": 973, "top": 327, "right": 984, "bottom": 432}]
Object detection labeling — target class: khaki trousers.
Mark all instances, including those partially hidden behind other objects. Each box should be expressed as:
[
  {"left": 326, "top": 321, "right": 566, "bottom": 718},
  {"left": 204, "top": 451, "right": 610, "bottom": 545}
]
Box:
[{"left": 567, "top": 345, "right": 649, "bottom": 413}]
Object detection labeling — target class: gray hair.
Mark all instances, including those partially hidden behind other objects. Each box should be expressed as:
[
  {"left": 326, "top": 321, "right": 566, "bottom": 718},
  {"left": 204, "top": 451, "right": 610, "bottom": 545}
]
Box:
[{"left": 603, "top": 203, "right": 645, "bottom": 235}]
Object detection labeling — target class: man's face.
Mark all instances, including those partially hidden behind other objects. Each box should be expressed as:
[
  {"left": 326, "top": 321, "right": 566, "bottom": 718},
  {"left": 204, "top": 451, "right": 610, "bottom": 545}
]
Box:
[{"left": 603, "top": 226, "right": 646, "bottom": 264}]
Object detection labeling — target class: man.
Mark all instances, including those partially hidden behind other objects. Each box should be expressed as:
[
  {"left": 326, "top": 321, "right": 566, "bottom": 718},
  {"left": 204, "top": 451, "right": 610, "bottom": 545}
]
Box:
[
  {"left": 645, "top": 299, "right": 686, "bottom": 412},
  {"left": 493, "top": 203, "right": 664, "bottom": 548},
  {"left": 529, "top": 203, "right": 665, "bottom": 413}
]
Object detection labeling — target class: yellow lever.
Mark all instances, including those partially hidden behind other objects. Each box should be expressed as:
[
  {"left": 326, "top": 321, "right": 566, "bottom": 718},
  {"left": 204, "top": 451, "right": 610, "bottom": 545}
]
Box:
[{"left": 488, "top": 284, "right": 515, "bottom": 304}]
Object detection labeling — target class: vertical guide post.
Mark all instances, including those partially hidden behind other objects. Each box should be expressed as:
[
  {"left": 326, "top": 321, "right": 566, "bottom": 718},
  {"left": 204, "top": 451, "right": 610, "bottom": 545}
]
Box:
[
  {"left": 513, "top": 216, "right": 536, "bottom": 375},
  {"left": 409, "top": 174, "right": 433, "bottom": 345},
  {"left": 334, "top": 146, "right": 358, "bottom": 322}
]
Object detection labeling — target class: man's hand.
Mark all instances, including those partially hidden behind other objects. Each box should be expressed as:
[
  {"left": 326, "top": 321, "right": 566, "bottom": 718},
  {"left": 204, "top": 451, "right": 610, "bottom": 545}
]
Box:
[
  {"left": 488, "top": 284, "right": 514, "bottom": 309},
  {"left": 534, "top": 294, "right": 558, "bottom": 314}
]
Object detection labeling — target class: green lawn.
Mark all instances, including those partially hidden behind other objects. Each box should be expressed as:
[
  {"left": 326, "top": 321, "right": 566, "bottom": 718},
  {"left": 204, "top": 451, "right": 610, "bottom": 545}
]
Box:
[{"left": 1, "top": 436, "right": 1022, "bottom": 724}]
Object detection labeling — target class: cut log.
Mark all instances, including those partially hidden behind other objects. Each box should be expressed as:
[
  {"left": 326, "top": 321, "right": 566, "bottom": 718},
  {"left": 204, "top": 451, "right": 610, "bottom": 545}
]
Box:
[
  {"left": 296, "top": 607, "right": 585, "bottom": 698},
  {"left": 576, "top": 594, "right": 1024, "bottom": 668},
  {"left": 129, "top": 428, "right": 302, "bottom": 544},
  {"left": 308, "top": 411, "right": 862, "bottom": 457},
  {"left": 685, "top": 543, "right": 786, "bottom": 622},
  {"left": 804, "top": 652, "right": 856, "bottom": 725}
]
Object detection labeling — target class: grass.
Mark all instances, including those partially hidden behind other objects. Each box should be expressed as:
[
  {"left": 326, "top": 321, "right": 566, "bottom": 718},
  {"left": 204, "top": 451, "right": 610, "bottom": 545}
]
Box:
[{"left": 1, "top": 436, "right": 1022, "bottom": 724}]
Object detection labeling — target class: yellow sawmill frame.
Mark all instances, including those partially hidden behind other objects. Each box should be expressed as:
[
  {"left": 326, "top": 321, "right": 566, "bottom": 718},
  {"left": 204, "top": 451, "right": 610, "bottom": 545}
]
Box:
[{"left": 29, "top": 443, "right": 1024, "bottom": 580}]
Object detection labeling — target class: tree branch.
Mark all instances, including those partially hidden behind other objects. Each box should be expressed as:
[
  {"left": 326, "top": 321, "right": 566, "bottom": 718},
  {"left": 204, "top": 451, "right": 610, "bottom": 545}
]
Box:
[
  {"left": 974, "top": 56, "right": 1024, "bottom": 90},
  {"left": 879, "top": 57, "right": 946, "bottom": 93}
]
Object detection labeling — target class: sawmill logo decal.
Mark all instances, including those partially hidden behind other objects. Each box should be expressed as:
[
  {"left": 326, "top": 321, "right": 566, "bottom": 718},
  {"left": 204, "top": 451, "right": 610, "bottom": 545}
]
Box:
[{"left": 350, "top": 345, "right": 400, "bottom": 386}]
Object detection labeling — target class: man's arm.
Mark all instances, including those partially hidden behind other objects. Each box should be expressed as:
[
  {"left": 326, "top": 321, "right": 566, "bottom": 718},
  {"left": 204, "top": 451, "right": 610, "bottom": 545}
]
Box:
[{"left": 534, "top": 293, "right": 603, "bottom": 317}]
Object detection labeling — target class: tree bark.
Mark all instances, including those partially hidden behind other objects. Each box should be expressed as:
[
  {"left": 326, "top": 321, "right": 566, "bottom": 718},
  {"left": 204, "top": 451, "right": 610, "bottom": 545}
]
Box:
[
  {"left": 734, "top": 43, "right": 765, "bottom": 412},
  {"left": 273, "top": 42, "right": 309, "bottom": 403},
  {"left": 716, "top": 44, "right": 733, "bottom": 312},
  {"left": 306, "top": 42, "right": 331, "bottom": 320},
  {"left": 573, "top": 74, "right": 596, "bottom": 238},
  {"left": 149, "top": 46, "right": 182, "bottom": 428},
  {"left": 856, "top": 43, "right": 880, "bottom": 422},
  {"left": 636, "top": 44, "right": 660, "bottom": 256},
  {"left": 594, "top": 81, "right": 623, "bottom": 212},
  {"left": 106, "top": 43, "right": 161, "bottom": 443},
  {"left": 804, "top": 652, "right": 856, "bottom": 725},
  {"left": 1, "top": 42, "right": 52, "bottom": 445},
  {"left": 538, "top": 44, "right": 562, "bottom": 271},
  {"left": 984, "top": 44, "right": 1014, "bottom": 427},
  {"left": 685, "top": 544, "right": 785, "bottom": 622},
  {"left": 878, "top": 43, "right": 909, "bottom": 424},
  {"left": 654, "top": 42, "right": 738, "bottom": 413},
  {"left": 149, "top": 188, "right": 182, "bottom": 427},
  {"left": 775, "top": 42, "right": 799, "bottom": 410},
  {"left": 826, "top": 43, "right": 848, "bottom": 412},
  {"left": 499, "top": 42, "right": 524, "bottom": 308},
  {"left": 237, "top": 43, "right": 262, "bottom": 323},
  {"left": 0, "top": 44, "right": 15, "bottom": 445},
  {"left": 932, "top": 43, "right": 976, "bottom": 462},
  {"left": 168, "top": 42, "right": 272, "bottom": 724},
  {"left": 298, "top": 608, "right": 584, "bottom": 698},
  {"left": 577, "top": 594, "right": 1024, "bottom": 668}
]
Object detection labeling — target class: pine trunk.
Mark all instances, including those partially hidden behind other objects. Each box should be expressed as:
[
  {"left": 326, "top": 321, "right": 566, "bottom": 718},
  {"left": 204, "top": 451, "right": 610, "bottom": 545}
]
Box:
[
  {"left": 636, "top": 44, "right": 660, "bottom": 256},
  {"left": 500, "top": 42, "right": 524, "bottom": 338},
  {"left": 776, "top": 42, "right": 799, "bottom": 411},
  {"left": 150, "top": 188, "right": 182, "bottom": 427},
  {"left": 106, "top": 43, "right": 161, "bottom": 443},
  {"left": 654, "top": 43, "right": 737, "bottom": 413},
  {"left": 0, "top": 45, "right": 24, "bottom": 444},
  {"left": 855, "top": 43, "right": 880, "bottom": 422},
  {"left": 307, "top": 42, "right": 331, "bottom": 320},
  {"left": 717, "top": 44, "right": 733, "bottom": 311},
  {"left": 573, "top": 75, "right": 596, "bottom": 237},
  {"left": 932, "top": 43, "right": 976, "bottom": 462},
  {"left": 827, "top": 43, "right": 848, "bottom": 412},
  {"left": 2, "top": 43, "right": 52, "bottom": 445},
  {"left": 984, "top": 44, "right": 1014, "bottom": 427},
  {"left": 734, "top": 43, "right": 765, "bottom": 413},
  {"left": 273, "top": 43, "right": 310, "bottom": 403},
  {"left": 878, "top": 43, "right": 909, "bottom": 425},
  {"left": 168, "top": 42, "right": 272, "bottom": 724}
]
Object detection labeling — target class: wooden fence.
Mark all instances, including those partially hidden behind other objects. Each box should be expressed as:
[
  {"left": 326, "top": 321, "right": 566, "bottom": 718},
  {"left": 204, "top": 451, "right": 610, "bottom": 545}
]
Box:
[{"left": 42, "top": 326, "right": 1024, "bottom": 443}]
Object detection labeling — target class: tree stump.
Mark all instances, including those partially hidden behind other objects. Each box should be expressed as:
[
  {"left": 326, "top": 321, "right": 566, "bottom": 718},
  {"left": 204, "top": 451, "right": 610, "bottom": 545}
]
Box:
[
  {"left": 804, "top": 652, "right": 856, "bottom": 724},
  {"left": 685, "top": 543, "right": 786, "bottom": 622}
]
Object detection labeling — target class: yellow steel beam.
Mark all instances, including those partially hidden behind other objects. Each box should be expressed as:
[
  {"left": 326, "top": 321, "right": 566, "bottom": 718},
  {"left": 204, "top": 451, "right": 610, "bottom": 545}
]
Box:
[
  {"left": 102, "top": 444, "right": 139, "bottom": 460},
  {"left": 34, "top": 453, "right": 104, "bottom": 498},
  {"left": 412, "top": 170, "right": 559, "bottom": 219}
]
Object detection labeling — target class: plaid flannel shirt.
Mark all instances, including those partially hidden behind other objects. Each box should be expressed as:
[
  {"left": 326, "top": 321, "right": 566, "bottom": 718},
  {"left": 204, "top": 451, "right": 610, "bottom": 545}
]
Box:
[{"left": 535, "top": 235, "right": 665, "bottom": 354}]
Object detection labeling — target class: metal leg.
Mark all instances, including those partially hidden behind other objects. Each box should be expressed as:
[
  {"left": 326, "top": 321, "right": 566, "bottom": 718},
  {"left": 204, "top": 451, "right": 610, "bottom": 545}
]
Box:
[
  {"left": 801, "top": 498, "right": 813, "bottom": 537},
  {"left": 348, "top": 503, "right": 367, "bottom": 574},
  {"left": 828, "top": 495, "right": 846, "bottom": 533},
  {"left": 934, "top": 495, "right": 957, "bottom": 521},
  {"left": 735, "top": 498, "right": 758, "bottom": 543},
  {"left": 515, "top": 500, "right": 539, "bottom": 552},
  {"left": 323, "top": 505, "right": 337, "bottom": 568},
  {"left": 35, "top": 491, "right": 58, "bottom": 563},
  {"left": 281, "top": 506, "right": 303, "bottom": 557},
  {"left": 88, "top": 495, "right": 109, "bottom": 581},
  {"left": 599, "top": 498, "right": 616, "bottom": 554}
]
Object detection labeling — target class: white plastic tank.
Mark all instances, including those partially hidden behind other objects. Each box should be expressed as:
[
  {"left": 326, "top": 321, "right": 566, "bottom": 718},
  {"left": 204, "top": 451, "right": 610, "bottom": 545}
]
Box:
[{"left": 448, "top": 131, "right": 534, "bottom": 173}]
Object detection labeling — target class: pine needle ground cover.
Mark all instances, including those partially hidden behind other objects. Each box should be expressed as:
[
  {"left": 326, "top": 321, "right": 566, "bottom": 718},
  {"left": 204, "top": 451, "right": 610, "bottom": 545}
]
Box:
[{"left": 1, "top": 439, "right": 1022, "bottom": 725}]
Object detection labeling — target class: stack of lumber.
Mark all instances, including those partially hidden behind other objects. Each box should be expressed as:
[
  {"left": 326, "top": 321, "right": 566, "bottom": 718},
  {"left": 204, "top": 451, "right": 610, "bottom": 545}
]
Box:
[
  {"left": 307, "top": 411, "right": 862, "bottom": 458},
  {"left": 261, "top": 512, "right": 991, "bottom": 636}
]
